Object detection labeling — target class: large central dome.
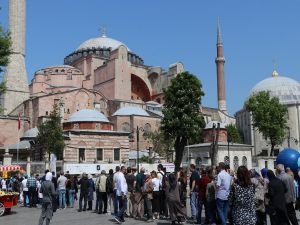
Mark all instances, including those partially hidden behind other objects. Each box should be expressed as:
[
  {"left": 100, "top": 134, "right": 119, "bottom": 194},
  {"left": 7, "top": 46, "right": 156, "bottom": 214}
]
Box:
[
  {"left": 249, "top": 70, "right": 300, "bottom": 105},
  {"left": 77, "top": 33, "right": 130, "bottom": 51}
]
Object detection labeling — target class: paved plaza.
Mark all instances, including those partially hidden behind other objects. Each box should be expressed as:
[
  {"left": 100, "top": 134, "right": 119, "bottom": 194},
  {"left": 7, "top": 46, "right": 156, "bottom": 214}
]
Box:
[{"left": 1, "top": 200, "right": 300, "bottom": 225}]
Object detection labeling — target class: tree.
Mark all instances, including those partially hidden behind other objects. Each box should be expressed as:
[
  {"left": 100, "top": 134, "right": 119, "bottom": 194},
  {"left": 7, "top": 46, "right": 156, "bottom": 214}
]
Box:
[
  {"left": 37, "top": 104, "right": 65, "bottom": 160},
  {"left": 143, "top": 129, "right": 174, "bottom": 159},
  {"left": 226, "top": 124, "right": 243, "bottom": 144},
  {"left": 0, "top": 23, "right": 12, "bottom": 113},
  {"left": 161, "top": 72, "right": 205, "bottom": 171},
  {"left": 245, "top": 91, "right": 287, "bottom": 156}
]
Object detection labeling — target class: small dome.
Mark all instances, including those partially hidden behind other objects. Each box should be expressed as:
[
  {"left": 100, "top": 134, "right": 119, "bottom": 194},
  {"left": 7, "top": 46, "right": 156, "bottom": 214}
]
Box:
[
  {"left": 249, "top": 71, "right": 300, "bottom": 105},
  {"left": 22, "top": 127, "right": 39, "bottom": 138},
  {"left": 68, "top": 109, "right": 109, "bottom": 123},
  {"left": 77, "top": 34, "right": 130, "bottom": 51},
  {"left": 205, "top": 121, "right": 227, "bottom": 129},
  {"left": 112, "top": 106, "right": 149, "bottom": 117}
]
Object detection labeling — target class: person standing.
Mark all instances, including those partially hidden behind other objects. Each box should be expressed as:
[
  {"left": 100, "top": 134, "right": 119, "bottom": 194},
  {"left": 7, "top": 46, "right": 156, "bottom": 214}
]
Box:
[
  {"left": 113, "top": 166, "right": 121, "bottom": 215},
  {"left": 165, "top": 173, "right": 186, "bottom": 225},
  {"left": 27, "top": 172, "right": 37, "bottom": 208},
  {"left": 151, "top": 171, "right": 160, "bottom": 219},
  {"left": 132, "top": 167, "right": 145, "bottom": 219},
  {"left": 144, "top": 174, "right": 154, "bottom": 222},
  {"left": 197, "top": 168, "right": 210, "bottom": 224},
  {"left": 78, "top": 173, "right": 89, "bottom": 212},
  {"left": 87, "top": 174, "right": 95, "bottom": 210},
  {"left": 38, "top": 172, "right": 56, "bottom": 225},
  {"left": 125, "top": 167, "right": 135, "bottom": 217},
  {"left": 276, "top": 164, "right": 298, "bottom": 225},
  {"left": 57, "top": 172, "right": 67, "bottom": 209},
  {"left": 114, "top": 166, "right": 128, "bottom": 224},
  {"left": 189, "top": 164, "right": 200, "bottom": 222},
  {"left": 106, "top": 169, "right": 114, "bottom": 214},
  {"left": 21, "top": 175, "right": 29, "bottom": 207},
  {"left": 229, "top": 166, "right": 256, "bottom": 225},
  {"left": 66, "top": 175, "right": 76, "bottom": 208},
  {"left": 96, "top": 170, "right": 108, "bottom": 214},
  {"left": 216, "top": 162, "right": 232, "bottom": 225},
  {"left": 266, "top": 170, "right": 290, "bottom": 225},
  {"left": 206, "top": 172, "right": 217, "bottom": 225}
]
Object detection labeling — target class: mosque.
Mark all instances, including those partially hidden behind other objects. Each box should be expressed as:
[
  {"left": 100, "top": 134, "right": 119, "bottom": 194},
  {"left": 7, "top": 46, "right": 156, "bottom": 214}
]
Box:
[
  {"left": 0, "top": 0, "right": 236, "bottom": 174},
  {"left": 236, "top": 70, "right": 300, "bottom": 170}
]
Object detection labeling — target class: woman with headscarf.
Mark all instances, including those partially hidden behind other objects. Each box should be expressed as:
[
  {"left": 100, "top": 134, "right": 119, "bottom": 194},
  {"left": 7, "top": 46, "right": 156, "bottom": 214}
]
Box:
[
  {"left": 38, "top": 172, "right": 56, "bottom": 225},
  {"left": 165, "top": 173, "right": 186, "bottom": 225},
  {"left": 265, "top": 170, "right": 290, "bottom": 225}
]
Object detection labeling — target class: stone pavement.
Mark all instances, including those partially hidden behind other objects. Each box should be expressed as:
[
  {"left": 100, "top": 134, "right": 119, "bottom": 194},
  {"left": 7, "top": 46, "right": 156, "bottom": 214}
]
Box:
[{"left": 1, "top": 201, "right": 300, "bottom": 225}]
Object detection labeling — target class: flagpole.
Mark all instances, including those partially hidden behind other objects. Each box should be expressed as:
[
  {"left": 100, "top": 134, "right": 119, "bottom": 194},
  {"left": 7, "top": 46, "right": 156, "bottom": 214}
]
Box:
[{"left": 17, "top": 128, "right": 19, "bottom": 165}]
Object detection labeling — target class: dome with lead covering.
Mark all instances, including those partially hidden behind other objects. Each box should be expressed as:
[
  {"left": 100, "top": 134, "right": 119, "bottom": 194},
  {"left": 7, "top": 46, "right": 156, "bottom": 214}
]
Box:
[
  {"left": 112, "top": 106, "right": 149, "bottom": 117},
  {"left": 249, "top": 70, "right": 300, "bottom": 105},
  {"left": 77, "top": 33, "right": 130, "bottom": 52},
  {"left": 68, "top": 109, "right": 109, "bottom": 123},
  {"left": 22, "top": 127, "right": 39, "bottom": 138}
]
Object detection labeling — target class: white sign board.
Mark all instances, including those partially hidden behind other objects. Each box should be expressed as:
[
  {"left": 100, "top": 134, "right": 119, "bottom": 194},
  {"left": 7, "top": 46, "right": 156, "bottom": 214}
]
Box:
[{"left": 64, "top": 163, "right": 122, "bottom": 175}]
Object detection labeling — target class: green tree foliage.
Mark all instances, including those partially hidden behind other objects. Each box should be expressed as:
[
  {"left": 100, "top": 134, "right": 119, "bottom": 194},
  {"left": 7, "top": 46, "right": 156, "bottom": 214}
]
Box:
[
  {"left": 37, "top": 104, "right": 65, "bottom": 160},
  {"left": 245, "top": 91, "right": 287, "bottom": 156},
  {"left": 143, "top": 129, "right": 174, "bottom": 159},
  {"left": 0, "top": 23, "right": 12, "bottom": 113},
  {"left": 226, "top": 124, "right": 243, "bottom": 144},
  {"left": 161, "top": 72, "right": 205, "bottom": 171}
]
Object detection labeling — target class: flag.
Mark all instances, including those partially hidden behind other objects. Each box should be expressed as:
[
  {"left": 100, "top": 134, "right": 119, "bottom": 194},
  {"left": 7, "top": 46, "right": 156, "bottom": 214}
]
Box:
[{"left": 18, "top": 112, "right": 21, "bottom": 130}]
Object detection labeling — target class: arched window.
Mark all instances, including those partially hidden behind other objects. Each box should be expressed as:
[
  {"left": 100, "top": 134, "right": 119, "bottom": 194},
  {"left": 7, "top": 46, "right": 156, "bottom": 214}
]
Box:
[
  {"left": 233, "top": 156, "right": 239, "bottom": 171},
  {"left": 121, "top": 122, "right": 130, "bottom": 132},
  {"left": 144, "top": 123, "right": 152, "bottom": 134},
  {"left": 224, "top": 156, "right": 229, "bottom": 165},
  {"left": 242, "top": 156, "right": 247, "bottom": 166}
]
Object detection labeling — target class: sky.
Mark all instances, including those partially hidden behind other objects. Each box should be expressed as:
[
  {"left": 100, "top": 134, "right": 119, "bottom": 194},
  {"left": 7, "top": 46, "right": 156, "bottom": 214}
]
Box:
[{"left": 0, "top": 0, "right": 300, "bottom": 116}]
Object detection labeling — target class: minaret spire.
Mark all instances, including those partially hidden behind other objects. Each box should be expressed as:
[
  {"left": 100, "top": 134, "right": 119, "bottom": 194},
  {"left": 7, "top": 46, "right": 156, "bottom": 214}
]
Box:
[
  {"left": 215, "top": 18, "right": 227, "bottom": 113},
  {"left": 2, "top": 0, "right": 29, "bottom": 114}
]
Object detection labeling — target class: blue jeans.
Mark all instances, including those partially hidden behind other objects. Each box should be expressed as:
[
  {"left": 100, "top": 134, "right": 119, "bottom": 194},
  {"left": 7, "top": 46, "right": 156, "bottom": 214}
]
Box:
[
  {"left": 59, "top": 189, "right": 66, "bottom": 209},
  {"left": 216, "top": 198, "right": 229, "bottom": 225},
  {"left": 68, "top": 189, "right": 75, "bottom": 207},
  {"left": 117, "top": 196, "right": 127, "bottom": 220},
  {"left": 113, "top": 190, "right": 119, "bottom": 214},
  {"left": 190, "top": 192, "right": 198, "bottom": 219}
]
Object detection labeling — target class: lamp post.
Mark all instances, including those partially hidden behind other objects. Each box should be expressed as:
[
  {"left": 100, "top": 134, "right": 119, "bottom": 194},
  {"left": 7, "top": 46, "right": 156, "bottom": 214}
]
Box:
[
  {"left": 129, "top": 126, "right": 144, "bottom": 172},
  {"left": 227, "top": 133, "right": 232, "bottom": 166}
]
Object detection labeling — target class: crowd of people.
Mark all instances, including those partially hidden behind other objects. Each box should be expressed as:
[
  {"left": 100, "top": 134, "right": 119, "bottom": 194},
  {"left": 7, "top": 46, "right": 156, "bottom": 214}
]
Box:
[{"left": 0, "top": 162, "right": 300, "bottom": 225}]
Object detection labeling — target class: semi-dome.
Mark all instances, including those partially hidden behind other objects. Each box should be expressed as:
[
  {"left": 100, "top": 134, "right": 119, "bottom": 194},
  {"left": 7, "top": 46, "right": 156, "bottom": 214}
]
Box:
[
  {"left": 249, "top": 70, "right": 300, "bottom": 105},
  {"left": 22, "top": 127, "right": 39, "bottom": 138},
  {"left": 205, "top": 121, "right": 227, "bottom": 129},
  {"left": 112, "top": 106, "right": 149, "bottom": 117},
  {"left": 68, "top": 109, "right": 109, "bottom": 123},
  {"left": 77, "top": 33, "right": 130, "bottom": 51}
]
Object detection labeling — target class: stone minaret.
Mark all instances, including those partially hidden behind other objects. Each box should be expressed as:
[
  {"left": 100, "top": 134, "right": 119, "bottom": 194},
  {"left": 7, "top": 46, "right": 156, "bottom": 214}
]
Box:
[
  {"left": 2, "top": 0, "right": 29, "bottom": 114},
  {"left": 215, "top": 19, "right": 227, "bottom": 113}
]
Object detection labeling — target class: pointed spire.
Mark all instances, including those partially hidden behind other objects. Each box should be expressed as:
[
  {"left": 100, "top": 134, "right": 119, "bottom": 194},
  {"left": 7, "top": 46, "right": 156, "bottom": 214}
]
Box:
[{"left": 217, "top": 17, "right": 223, "bottom": 45}]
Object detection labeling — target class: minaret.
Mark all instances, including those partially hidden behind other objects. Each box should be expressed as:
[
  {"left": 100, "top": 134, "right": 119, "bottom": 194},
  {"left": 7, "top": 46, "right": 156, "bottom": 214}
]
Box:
[
  {"left": 215, "top": 19, "right": 227, "bottom": 113},
  {"left": 2, "top": 0, "right": 29, "bottom": 114}
]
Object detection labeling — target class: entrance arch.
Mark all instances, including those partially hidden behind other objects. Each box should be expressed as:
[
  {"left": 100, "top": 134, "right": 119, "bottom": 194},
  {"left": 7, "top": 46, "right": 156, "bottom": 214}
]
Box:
[{"left": 131, "top": 74, "right": 151, "bottom": 102}]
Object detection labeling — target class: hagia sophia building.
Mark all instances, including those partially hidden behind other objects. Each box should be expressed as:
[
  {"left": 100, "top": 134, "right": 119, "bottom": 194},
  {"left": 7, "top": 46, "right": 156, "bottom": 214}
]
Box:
[{"left": 3, "top": 0, "right": 299, "bottom": 174}]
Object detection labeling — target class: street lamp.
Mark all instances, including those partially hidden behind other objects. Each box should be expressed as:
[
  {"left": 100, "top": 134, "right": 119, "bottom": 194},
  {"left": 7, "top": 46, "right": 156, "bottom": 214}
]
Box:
[{"left": 129, "top": 126, "right": 144, "bottom": 172}]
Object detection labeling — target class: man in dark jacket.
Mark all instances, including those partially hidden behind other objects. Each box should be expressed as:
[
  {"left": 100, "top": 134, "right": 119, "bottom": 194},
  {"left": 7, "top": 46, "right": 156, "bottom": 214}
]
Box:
[
  {"left": 197, "top": 168, "right": 210, "bottom": 224},
  {"left": 267, "top": 170, "right": 290, "bottom": 225},
  {"left": 78, "top": 172, "right": 89, "bottom": 212}
]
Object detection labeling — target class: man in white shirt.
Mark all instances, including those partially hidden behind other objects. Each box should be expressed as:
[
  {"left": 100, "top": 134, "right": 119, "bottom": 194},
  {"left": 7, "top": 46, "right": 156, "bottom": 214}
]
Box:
[
  {"left": 21, "top": 175, "right": 29, "bottom": 207},
  {"left": 113, "top": 166, "right": 121, "bottom": 215},
  {"left": 114, "top": 166, "right": 128, "bottom": 224},
  {"left": 216, "top": 162, "right": 232, "bottom": 225}
]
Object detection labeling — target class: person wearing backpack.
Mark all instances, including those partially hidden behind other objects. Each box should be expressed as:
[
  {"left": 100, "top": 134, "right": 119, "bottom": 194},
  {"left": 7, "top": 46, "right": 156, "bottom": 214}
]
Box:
[
  {"left": 96, "top": 170, "right": 107, "bottom": 214},
  {"left": 66, "top": 176, "right": 76, "bottom": 208},
  {"left": 132, "top": 167, "right": 145, "bottom": 219}
]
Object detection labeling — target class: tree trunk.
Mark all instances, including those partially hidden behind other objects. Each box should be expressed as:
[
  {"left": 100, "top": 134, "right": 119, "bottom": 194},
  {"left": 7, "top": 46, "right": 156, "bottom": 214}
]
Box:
[
  {"left": 270, "top": 144, "right": 274, "bottom": 156},
  {"left": 174, "top": 136, "right": 187, "bottom": 172}
]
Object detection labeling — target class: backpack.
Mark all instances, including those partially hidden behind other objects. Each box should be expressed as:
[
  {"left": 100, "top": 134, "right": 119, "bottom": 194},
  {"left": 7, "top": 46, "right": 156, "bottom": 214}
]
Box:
[{"left": 106, "top": 175, "right": 114, "bottom": 194}]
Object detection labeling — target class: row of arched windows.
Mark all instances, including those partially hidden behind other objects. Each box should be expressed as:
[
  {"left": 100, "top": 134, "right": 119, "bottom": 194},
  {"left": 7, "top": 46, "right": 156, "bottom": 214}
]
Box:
[{"left": 225, "top": 156, "right": 248, "bottom": 171}]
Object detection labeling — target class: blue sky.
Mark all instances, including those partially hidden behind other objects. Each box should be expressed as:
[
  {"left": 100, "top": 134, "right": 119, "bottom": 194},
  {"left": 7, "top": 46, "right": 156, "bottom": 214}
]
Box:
[{"left": 1, "top": 0, "right": 300, "bottom": 115}]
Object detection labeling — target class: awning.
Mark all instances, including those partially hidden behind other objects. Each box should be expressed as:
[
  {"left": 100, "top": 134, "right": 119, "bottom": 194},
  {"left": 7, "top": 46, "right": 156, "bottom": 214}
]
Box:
[{"left": 0, "top": 165, "right": 25, "bottom": 172}]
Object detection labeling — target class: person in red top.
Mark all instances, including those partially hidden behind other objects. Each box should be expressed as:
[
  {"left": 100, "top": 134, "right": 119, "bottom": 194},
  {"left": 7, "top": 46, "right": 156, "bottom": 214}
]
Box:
[{"left": 197, "top": 168, "right": 211, "bottom": 224}]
